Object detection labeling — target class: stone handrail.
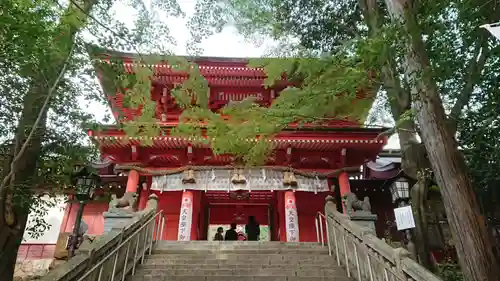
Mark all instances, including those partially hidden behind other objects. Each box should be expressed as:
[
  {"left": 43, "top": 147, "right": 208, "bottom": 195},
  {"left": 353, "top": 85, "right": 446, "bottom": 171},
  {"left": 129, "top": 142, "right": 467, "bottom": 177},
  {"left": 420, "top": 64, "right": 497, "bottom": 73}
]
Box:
[
  {"left": 41, "top": 194, "right": 163, "bottom": 281},
  {"left": 323, "top": 196, "right": 443, "bottom": 281}
]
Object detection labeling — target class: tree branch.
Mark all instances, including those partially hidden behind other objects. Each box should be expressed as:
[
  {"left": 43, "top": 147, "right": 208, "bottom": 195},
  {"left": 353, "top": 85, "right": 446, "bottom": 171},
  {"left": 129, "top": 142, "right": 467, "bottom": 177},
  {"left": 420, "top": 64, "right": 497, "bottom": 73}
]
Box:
[
  {"left": 0, "top": 43, "right": 76, "bottom": 191},
  {"left": 448, "top": 34, "right": 489, "bottom": 134},
  {"left": 376, "top": 126, "right": 416, "bottom": 140}
]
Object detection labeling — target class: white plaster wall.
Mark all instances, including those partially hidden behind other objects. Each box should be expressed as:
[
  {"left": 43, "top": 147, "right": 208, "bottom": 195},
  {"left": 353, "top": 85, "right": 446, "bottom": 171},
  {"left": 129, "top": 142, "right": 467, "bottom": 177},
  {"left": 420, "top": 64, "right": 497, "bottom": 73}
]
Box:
[{"left": 23, "top": 195, "right": 67, "bottom": 244}]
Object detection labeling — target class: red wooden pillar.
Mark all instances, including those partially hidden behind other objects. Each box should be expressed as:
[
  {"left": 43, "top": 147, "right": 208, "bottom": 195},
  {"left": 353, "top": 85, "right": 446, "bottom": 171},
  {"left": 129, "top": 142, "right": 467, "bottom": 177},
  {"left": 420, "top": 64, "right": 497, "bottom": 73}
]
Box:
[
  {"left": 338, "top": 172, "right": 351, "bottom": 213},
  {"left": 190, "top": 191, "right": 202, "bottom": 240},
  {"left": 126, "top": 170, "right": 139, "bottom": 193},
  {"left": 338, "top": 148, "right": 351, "bottom": 213},
  {"left": 138, "top": 181, "right": 150, "bottom": 210},
  {"left": 278, "top": 191, "right": 286, "bottom": 241}
]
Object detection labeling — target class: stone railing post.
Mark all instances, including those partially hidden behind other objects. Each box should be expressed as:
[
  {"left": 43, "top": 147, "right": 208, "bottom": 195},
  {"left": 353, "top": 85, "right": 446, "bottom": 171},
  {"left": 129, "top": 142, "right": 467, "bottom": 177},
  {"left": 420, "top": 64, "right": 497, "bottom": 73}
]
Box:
[{"left": 40, "top": 194, "right": 160, "bottom": 281}]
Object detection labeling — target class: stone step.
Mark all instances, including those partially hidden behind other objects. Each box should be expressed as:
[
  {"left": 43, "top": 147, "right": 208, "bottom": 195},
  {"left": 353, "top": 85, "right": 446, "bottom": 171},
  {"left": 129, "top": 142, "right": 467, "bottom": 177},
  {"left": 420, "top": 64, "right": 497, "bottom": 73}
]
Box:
[
  {"left": 152, "top": 248, "right": 328, "bottom": 255},
  {"left": 143, "top": 258, "right": 334, "bottom": 266},
  {"left": 139, "top": 264, "right": 337, "bottom": 270},
  {"left": 127, "top": 242, "right": 348, "bottom": 281},
  {"left": 156, "top": 241, "right": 324, "bottom": 247},
  {"left": 127, "top": 276, "right": 351, "bottom": 281},
  {"left": 154, "top": 241, "right": 325, "bottom": 250},
  {"left": 146, "top": 253, "right": 334, "bottom": 263},
  {"left": 132, "top": 268, "right": 346, "bottom": 277}
]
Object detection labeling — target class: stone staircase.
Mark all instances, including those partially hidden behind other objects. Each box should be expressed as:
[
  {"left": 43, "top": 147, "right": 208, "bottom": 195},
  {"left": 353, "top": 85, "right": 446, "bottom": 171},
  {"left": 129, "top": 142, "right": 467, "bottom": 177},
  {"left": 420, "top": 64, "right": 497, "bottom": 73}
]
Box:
[{"left": 127, "top": 241, "right": 350, "bottom": 281}]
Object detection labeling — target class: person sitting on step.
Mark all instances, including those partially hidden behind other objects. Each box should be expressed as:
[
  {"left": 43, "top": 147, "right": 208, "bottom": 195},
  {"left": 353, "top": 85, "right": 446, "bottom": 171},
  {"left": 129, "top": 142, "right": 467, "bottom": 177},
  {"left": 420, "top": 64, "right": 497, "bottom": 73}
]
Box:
[{"left": 225, "top": 223, "right": 238, "bottom": 241}]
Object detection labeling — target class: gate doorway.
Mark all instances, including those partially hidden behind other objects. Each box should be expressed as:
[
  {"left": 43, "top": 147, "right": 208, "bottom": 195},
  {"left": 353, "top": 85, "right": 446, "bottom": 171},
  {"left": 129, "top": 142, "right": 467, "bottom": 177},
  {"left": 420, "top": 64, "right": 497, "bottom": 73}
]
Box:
[{"left": 202, "top": 191, "right": 277, "bottom": 241}]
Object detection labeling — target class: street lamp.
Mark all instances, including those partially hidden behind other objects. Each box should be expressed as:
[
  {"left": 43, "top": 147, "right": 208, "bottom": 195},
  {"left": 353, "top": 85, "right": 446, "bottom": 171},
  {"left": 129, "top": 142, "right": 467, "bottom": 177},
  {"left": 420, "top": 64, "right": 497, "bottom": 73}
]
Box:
[
  {"left": 390, "top": 177, "right": 410, "bottom": 205},
  {"left": 389, "top": 176, "right": 416, "bottom": 259},
  {"left": 67, "top": 164, "right": 99, "bottom": 258}
]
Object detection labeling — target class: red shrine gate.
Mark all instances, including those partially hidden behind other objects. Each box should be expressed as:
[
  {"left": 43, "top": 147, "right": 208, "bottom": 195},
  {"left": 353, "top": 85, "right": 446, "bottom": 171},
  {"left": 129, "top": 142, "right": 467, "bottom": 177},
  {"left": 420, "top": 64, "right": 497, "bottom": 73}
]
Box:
[{"left": 85, "top": 48, "right": 388, "bottom": 242}]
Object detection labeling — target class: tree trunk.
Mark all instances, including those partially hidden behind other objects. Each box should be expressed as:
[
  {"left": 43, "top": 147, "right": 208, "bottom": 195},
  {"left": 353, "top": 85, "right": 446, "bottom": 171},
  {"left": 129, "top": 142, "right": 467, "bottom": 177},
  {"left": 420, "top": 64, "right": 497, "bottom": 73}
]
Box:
[
  {"left": 0, "top": 2, "right": 96, "bottom": 279},
  {"left": 385, "top": 0, "right": 500, "bottom": 280},
  {"left": 411, "top": 178, "right": 435, "bottom": 271},
  {"left": 359, "top": 0, "right": 435, "bottom": 270},
  {"left": 0, "top": 84, "right": 49, "bottom": 281}
]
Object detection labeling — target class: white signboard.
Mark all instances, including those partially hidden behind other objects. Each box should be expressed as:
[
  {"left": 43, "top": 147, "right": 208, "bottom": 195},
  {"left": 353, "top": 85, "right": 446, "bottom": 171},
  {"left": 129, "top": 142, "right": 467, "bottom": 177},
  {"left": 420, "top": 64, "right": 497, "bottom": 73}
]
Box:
[
  {"left": 394, "top": 205, "right": 416, "bottom": 231},
  {"left": 177, "top": 191, "right": 193, "bottom": 241},
  {"left": 482, "top": 24, "right": 500, "bottom": 40},
  {"left": 284, "top": 191, "right": 299, "bottom": 242}
]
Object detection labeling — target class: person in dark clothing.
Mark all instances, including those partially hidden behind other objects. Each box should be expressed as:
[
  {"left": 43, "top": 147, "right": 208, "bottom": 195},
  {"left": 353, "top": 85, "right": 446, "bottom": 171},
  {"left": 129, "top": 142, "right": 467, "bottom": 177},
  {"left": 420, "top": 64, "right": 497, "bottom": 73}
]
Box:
[
  {"left": 225, "top": 223, "right": 238, "bottom": 241},
  {"left": 214, "top": 227, "right": 224, "bottom": 241},
  {"left": 245, "top": 216, "right": 260, "bottom": 241}
]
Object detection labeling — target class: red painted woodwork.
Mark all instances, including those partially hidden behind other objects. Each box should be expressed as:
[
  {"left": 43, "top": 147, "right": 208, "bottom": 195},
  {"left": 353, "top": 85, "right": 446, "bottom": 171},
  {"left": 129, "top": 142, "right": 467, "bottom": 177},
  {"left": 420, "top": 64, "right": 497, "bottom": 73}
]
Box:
[
  {"left": 17, "top": 244, "right": 56, "bottom": 261},
  {"left": 152, "top": 190, "right": 182, "bottom": 240},
  {"left": 126, "top": 170, "right": 139, "bottom": 192},
  {"left": 93, "top": 50, "right": 376, "bottom": 127},
  {"left": 138, "top": 183, "right": 149, "bottom": 210},
  {"left": 208, "top": 205, "right": 269, "bottom": 225},
  {"left": 61, "top": 202, "right": 108, "bottom": 235},
  {"left": 79, "top": 53, "right": 392, "bottom": 245},
  {"left": 277, "top": 191, "right": 286, "bottom": 241},
  {"left": 191, "top": 191, "right": 202, "bottom": 240},
  {"left": 339, "top": 172, "right": 351, "bottom": 213},
  {"left": 295, "top": 192, "right": 331, "bottom": 242}
]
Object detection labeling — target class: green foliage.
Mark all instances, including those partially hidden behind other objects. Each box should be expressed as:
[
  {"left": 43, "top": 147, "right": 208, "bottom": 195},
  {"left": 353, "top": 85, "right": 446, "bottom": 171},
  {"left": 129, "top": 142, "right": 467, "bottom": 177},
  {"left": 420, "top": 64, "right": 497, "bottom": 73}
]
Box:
[
  {"left": 186, "top": 0, "right": 500, "bottom": 210},
  {"left": 0, "top": 0, "right": 184, "bottom": 251},
  {"left": 438, "top": 262, "right": 465, "bottom": 281}
]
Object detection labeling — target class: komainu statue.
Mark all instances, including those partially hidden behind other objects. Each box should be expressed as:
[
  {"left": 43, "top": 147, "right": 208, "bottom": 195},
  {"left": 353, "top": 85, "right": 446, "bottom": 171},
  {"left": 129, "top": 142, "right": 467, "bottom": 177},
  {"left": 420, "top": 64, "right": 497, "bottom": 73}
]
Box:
[
  {"left": 343, "top": 192, "right": 371, "bottom": 216},
  {"left": 108, "top": 192, "right": 138, "bottom": 213}
]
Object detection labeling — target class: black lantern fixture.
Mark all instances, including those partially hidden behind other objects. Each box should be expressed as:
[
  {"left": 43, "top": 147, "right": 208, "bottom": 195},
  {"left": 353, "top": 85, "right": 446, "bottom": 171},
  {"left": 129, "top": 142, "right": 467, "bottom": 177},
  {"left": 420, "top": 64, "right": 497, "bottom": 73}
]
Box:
[
  {"left": 390, "top": 177, "right": 410, "bottom": 204},
  {"left": 389, "top": 176, "right": 417, "bottom": 259},
  {"left": 67, "top": 163, "right": 100, "bottom": 258}
]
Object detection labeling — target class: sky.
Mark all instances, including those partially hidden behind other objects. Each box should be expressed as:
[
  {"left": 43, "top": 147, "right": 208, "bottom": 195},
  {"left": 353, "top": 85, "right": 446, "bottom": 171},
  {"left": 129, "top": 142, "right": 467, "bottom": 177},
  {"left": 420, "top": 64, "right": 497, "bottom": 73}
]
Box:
[{"left": 85, "top": 0, "right": 400, "bottom": 150}]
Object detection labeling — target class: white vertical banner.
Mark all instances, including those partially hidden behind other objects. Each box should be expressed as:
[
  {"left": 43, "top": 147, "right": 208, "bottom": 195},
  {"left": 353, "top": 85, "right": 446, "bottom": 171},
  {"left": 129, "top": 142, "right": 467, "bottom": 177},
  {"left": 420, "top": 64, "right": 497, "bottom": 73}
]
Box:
[
  {"left": 284, "top": 191, "right": 299, "bottom": 242},
  {"left": 177, "top": 191, "right": 193, "bottom": 241}
]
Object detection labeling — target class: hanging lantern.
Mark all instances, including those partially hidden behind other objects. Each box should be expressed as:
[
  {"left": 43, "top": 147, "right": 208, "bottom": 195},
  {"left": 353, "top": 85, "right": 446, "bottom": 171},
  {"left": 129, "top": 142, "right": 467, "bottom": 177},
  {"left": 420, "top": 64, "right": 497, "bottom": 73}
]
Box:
[
  {"left": 231, "top": 169, "right": 246, "bottom": 184},
  {"left": 182, "top": 169, "right": 196, "bottom": 184},
  {"left": 283, "top": 171, "right": 297, "bottom": 187},
  {"left": 231, "top": 169, "right": 239, "bottom": 184},
  {"left": 238, "top": 169, "right": 247, "bottom": 184},
  {"left": 389, "top": 177, "right": 410, "bottom": 203}
]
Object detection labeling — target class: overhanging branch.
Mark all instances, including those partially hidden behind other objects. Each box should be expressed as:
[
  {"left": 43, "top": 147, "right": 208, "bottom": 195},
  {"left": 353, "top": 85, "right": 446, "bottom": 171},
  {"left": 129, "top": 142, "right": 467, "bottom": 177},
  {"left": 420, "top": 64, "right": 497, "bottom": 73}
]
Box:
[{"left": 448, "top": 34, "right": 489, "bottom": 134}]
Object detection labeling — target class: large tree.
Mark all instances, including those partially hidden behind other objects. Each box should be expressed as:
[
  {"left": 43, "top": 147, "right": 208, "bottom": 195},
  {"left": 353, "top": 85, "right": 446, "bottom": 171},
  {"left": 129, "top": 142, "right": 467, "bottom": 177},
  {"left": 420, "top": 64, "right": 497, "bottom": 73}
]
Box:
[
  {"left": 177, "top": 0, "right": 500, "bottom": 279},
  {"left": 0, "top": 0, "right": 182, "bottom": 279}
]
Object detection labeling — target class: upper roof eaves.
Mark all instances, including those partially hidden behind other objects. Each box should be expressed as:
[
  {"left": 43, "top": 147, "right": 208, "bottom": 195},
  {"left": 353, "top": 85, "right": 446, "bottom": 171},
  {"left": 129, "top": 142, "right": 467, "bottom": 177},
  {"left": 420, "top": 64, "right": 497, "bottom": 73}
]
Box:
[{"left": 87, "top": 45, "right": 262, "bottom": 66}]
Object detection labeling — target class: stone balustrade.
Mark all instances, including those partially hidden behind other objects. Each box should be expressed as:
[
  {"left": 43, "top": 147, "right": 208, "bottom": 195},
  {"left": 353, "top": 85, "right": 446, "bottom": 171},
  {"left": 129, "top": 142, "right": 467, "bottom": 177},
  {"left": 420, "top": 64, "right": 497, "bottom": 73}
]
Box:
[
  {"left": 324, "top": 195, "right": 443, "bottom": 281},
  {"left": 40, "top": 194, "right": 160, "bottom": 281}
]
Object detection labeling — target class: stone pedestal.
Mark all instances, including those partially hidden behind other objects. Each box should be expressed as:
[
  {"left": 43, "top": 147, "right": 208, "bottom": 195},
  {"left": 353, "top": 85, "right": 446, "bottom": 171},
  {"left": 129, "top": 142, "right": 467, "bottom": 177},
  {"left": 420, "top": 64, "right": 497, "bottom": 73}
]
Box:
[
  {"left": 349, "top": 211, "right": 378, "bottom": 233},
  {"left": 103, "top": 211, "right": 135, "bottom": 232}
]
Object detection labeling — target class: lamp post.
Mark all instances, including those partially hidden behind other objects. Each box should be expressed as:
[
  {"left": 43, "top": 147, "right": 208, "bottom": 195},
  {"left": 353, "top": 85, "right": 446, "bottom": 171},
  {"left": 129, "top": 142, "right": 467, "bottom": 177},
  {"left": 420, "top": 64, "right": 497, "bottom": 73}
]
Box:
[
  {"left": 389, "top": 177, "right": 417, "bottom": 258},
  {"left": 67, "top": 163, "right": 99, "bottom": 258}
]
